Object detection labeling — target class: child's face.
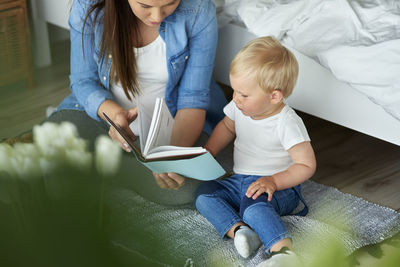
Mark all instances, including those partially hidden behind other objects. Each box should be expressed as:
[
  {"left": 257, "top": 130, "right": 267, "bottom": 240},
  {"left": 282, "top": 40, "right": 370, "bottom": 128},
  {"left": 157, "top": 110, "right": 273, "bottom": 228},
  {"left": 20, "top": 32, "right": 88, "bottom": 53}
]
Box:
[{"left": 230, "top": 74, "right": 278, "bottom": 120}]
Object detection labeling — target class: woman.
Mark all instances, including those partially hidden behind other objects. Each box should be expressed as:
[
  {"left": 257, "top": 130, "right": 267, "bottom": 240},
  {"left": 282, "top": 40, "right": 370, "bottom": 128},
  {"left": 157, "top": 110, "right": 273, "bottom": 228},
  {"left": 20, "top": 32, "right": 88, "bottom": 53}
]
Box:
[{"left": 50, "top": 0, "right": 226, "bottom": 204}]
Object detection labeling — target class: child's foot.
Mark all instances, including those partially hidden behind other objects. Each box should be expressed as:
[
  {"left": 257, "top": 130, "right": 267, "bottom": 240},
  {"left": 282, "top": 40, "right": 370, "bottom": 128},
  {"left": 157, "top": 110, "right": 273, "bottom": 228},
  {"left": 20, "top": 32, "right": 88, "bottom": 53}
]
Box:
[
  {"left": 256, "top": 247, "right": 302, "bottom": 267},
  {"left": 234, "top": 225, "right": 262, "bottom": 258}
]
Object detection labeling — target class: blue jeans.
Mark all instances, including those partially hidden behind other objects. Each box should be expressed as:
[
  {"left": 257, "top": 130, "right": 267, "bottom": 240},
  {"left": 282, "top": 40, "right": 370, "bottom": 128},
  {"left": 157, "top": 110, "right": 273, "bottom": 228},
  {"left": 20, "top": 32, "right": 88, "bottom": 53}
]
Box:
[{"left": 194, "top": 174, "right": 307, "bottom": 254}]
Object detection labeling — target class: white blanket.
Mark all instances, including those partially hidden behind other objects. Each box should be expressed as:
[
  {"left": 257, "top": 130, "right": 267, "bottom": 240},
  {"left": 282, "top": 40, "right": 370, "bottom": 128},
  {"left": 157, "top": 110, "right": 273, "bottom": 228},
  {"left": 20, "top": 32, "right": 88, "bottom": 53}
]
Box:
[
  {"left": 318, "top": 40, "right": 400, "bottom": 120},
  {"left": 218, "top": 0, "right": 400, "bottom": 120}
]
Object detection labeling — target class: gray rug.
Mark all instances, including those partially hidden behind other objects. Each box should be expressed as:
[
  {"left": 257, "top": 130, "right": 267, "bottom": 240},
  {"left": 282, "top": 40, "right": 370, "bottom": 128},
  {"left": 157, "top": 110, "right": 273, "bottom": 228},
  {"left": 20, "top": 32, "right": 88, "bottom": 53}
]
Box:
[{"left": 106, "top": 180, "right": 400, "bottom": 266}]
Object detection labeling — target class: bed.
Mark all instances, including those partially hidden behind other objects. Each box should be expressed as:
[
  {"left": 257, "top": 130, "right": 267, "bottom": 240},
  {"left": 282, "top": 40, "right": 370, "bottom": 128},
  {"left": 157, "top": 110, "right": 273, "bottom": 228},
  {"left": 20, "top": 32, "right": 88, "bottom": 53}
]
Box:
[{"left": 213, "top": 0, "right": 400, "bottom": 146}]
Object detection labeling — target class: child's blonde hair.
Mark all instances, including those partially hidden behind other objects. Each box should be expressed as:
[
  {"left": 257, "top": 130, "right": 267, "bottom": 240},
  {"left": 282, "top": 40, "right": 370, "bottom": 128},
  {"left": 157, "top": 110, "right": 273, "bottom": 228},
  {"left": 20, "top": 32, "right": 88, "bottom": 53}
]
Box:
[{"left": 230, "top": 36, "right": 299, "bottom": 98}]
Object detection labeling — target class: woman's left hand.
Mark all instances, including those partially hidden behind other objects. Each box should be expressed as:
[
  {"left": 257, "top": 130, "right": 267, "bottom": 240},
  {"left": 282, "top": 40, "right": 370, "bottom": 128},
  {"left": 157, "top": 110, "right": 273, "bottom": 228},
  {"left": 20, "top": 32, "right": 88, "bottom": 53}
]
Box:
[
  {"left": 246, "top": 176, "right": 277, "bottom": 201},
  {"left": 153, "top": 172, "right": 186, "bottom": 190}
]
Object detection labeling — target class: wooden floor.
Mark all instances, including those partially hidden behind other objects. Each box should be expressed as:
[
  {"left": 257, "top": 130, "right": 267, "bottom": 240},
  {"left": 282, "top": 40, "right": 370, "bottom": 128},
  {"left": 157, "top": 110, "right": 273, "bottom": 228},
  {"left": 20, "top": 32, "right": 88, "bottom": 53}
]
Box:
[
  {"left": 1, "top": 40, "right": 400, "bottom": 213},
  {"left": 0, "top": 40, "right": 70, "bottom": 139},
  {"left": 302, "top": 111, "right": 400, "bottom": 212}
]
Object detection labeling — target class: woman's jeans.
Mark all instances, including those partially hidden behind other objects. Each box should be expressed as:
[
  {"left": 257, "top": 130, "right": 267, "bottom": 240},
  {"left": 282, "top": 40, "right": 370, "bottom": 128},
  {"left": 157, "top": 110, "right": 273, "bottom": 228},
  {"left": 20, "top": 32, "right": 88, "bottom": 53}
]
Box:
[{"left": 194, "top": 174, "right": 308, "bottom": 254}]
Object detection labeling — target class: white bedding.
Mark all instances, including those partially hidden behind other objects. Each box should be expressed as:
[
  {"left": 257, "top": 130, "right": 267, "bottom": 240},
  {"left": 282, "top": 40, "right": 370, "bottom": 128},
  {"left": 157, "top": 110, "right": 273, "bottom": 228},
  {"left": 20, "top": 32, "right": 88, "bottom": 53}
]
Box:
[
  {"left": 318, "top": 39, "right": 400, "bottom": 120},
  {"left": 216, "top": 0, "right": 400, "bottom": 120}
]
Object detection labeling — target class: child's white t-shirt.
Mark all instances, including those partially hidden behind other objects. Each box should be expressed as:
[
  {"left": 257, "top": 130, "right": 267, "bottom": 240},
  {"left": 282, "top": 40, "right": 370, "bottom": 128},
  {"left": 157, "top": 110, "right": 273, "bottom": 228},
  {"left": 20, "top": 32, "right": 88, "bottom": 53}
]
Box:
[
  {"left": 224, "top": 100, "right": 311, "bottom": 176},
  {"left": 111, "top": 35, "right": 168, "bottom": 136}
]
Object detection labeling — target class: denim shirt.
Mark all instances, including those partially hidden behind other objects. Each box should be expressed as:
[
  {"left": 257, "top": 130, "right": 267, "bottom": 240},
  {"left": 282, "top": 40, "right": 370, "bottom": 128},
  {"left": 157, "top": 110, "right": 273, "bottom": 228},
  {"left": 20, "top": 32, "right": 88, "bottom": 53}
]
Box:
[{"left": 58, "top": 0, "right": 226, "bottom": 134}]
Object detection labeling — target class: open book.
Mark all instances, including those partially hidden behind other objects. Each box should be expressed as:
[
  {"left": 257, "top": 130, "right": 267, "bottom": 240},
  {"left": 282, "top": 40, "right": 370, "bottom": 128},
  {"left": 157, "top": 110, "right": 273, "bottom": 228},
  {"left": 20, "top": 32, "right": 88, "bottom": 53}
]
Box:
[{"left": 103, "top": 98, "right": 228, "bottom": 181}]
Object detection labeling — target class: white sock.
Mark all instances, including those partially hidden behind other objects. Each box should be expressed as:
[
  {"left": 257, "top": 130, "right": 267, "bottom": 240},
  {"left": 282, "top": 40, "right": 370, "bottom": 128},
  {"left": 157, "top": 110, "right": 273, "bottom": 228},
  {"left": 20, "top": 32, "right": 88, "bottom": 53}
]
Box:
[{"left": 234, "top": 225, "right": 262, "bottom": 258}]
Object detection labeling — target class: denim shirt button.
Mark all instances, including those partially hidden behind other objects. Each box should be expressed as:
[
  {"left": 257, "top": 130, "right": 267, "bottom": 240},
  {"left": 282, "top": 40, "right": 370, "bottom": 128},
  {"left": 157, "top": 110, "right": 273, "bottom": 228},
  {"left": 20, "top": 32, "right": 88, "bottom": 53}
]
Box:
[
  {"left": 185, "top": 55, "right": 189, "bottom": 60},
  {"left": 75, "top": 104, "right": 79, "bottom": 108},
  {"left": 108, "top": 54, "right": 112, "bottom": 59},
  {"left": 103, "top": 76, "right": 107, "bottom": 81}
]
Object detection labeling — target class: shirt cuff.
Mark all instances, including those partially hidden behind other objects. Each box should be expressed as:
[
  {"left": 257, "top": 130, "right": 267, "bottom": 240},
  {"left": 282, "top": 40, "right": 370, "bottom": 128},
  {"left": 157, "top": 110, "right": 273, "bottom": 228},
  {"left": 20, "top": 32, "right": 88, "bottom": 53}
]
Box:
[
  {"left": 177, "top": 94, "right": 209, "bottom": 111},
  {"left": 85, "top": 89, "right": 114, "bottom": 121}
]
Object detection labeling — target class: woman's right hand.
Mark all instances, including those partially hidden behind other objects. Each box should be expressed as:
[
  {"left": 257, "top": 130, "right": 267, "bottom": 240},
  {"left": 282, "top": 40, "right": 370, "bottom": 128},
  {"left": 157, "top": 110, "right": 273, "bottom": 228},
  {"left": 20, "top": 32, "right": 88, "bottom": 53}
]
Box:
[
  {"left": 98, "top": 100, "right": 138, "bottom": 152},
  {"left": 107, "top": 107, "right": 138, "bottom": 152}
]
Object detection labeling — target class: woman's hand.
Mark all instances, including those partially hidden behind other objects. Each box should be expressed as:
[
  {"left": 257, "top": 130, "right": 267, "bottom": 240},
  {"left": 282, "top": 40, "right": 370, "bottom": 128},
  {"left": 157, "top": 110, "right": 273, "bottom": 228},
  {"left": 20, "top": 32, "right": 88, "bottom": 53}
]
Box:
[
  {"left": 98, "top": 100, "right": 139, "bottom": 152},
  {"left": 246, "top": 176, "right": 277, "bottom": 201},
  {"left": 107, "top": 107, "right": 138, "bottom": 152},
  {"left": 153, "top": 172, "right": 185, "bottom": 190}
]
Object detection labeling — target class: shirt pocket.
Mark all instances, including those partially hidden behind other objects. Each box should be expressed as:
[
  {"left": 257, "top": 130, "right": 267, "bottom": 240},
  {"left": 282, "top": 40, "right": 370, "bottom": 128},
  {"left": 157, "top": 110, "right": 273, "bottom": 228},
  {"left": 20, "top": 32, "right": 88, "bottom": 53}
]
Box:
[{"left": 170, "top": 48, "right": 190, "bottom": 80}]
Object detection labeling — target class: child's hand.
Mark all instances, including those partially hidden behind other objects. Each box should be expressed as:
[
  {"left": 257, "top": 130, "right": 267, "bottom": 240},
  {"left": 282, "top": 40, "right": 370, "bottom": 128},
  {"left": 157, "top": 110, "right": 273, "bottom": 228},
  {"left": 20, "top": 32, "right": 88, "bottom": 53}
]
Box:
[{"left": 246, "top": 176, "right": 277, "bottom": 201}]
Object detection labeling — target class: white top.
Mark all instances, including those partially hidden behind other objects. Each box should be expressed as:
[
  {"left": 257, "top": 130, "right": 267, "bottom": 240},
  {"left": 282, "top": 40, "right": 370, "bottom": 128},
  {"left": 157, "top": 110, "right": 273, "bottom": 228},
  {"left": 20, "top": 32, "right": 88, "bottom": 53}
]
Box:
[
  {"left": 224, "top": 101, "right": 310, "bottom": 176},
  {"left": 111, "top": 35, "right": 168, "bottom": 136}
]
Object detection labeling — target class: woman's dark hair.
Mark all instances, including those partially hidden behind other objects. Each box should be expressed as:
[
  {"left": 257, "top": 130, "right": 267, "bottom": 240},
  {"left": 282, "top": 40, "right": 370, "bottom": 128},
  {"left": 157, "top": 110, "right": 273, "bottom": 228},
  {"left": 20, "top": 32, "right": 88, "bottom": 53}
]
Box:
[{"left": 83, "top": 0, "right": 141, "bottom": 99}]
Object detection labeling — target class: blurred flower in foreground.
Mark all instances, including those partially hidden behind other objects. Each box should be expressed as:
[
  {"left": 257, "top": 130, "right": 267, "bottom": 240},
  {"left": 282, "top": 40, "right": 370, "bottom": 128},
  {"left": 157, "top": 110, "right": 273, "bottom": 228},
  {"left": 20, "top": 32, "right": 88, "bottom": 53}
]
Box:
[
  {"left": 34, "top": 121, "right": 92, "bottom": 171},
  {"left": 0, "top": 122, "right": 93, "bottom": 179},
  {"left": 95, "top": 135, "right": 122, "bottom": 176},
  {"left": 0, "top": 143, "right": 16, "bottom": 176}
]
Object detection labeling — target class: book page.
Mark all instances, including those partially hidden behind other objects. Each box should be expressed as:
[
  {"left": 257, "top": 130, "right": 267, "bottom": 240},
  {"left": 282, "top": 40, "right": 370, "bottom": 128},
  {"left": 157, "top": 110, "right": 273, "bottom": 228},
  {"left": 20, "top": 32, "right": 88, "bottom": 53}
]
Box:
[
  {"left": 137, "top": 104, "right": 152, "bottom": 153},
  {"left": 146, "top": 145, "right": 206, "bottom": 160},
  {"left": 143, "top": 98, "right": 174, "bottom": 157}
]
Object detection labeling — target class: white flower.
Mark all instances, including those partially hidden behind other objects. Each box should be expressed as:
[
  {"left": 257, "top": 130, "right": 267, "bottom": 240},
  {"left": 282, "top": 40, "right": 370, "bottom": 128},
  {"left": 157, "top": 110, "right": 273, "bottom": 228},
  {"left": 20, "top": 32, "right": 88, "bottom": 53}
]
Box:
[
  {"left": 65, "top": 149, "right": 92, "bottom": 170},
  {"left": 58, "top": 121, "right": 79, "bottom": 140},
  {"left": 95, "top": 135, "right": 122, "bottom": 176},
  {"left": 33, "top": 122, "right": 59, "bottom": 156},
  {"left": 10, "top": 154, "right": 41, "bottom": 179},
  {"left": 39, "top": 157, "right": 58, "bottom": 176},
  {"left": 1, "top": 122, "right": 94, "bottom": 181},
  {"left": 1, "top": 142, "right": 41, "bottom": 178},
  {"left": 0, "top": 143, "right": 15, "bottom": 175},
  {"left": 33, "top": 122, "right": 88, "bottom": 158},
  {"left": 33, "top": 121, "right": 91, "bottom": 170},
  {"left": 13, "top": 143, "right": 39, "bottom": 159}
]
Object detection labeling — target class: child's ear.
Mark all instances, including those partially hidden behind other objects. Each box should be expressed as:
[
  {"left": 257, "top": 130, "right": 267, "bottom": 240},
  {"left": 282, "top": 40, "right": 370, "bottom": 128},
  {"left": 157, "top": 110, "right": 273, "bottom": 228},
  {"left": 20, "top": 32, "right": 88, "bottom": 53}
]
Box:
[{"left": 270, "top": 89, "right": 284, "bottom": 104}]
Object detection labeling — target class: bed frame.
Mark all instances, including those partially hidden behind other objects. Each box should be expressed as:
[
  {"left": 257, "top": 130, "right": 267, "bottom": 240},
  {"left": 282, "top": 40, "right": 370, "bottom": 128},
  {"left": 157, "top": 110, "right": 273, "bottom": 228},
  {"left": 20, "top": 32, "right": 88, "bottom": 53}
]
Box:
[
  {"left": 214, "top": 24, "right": 400, "bottom": 147},
  {"left": 29, "top": 0, "right": 70, "bottom": 67}
]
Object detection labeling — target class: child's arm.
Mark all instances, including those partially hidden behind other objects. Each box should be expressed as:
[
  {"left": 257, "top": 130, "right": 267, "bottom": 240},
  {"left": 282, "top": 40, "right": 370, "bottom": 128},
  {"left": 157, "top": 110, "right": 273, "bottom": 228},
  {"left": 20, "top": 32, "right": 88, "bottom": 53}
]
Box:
[
  {"left": 204, "top": 116, "right": 236, "bottom": 157},
  {"left": 246, "top": 141, "right": 316, "bottom": 201}
]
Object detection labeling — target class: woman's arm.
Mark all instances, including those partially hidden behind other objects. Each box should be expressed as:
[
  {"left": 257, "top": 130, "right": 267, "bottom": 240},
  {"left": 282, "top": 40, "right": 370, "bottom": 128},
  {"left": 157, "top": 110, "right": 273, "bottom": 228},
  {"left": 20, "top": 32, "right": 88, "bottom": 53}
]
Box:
[
  {"left": 170, "top": 108, "right": 206, "bottom": 147},
  {"left": 172, "top": 1, "right": 219, "bottom": 120},
  {"left": 154, "top": 1, "right": 220, "bottom": 189},
  {"left": 69, "top": 0, "right": 114, "bottom": 121},
  {"left": 70, "top": 2, "right": 141, "bottom": 151}
]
